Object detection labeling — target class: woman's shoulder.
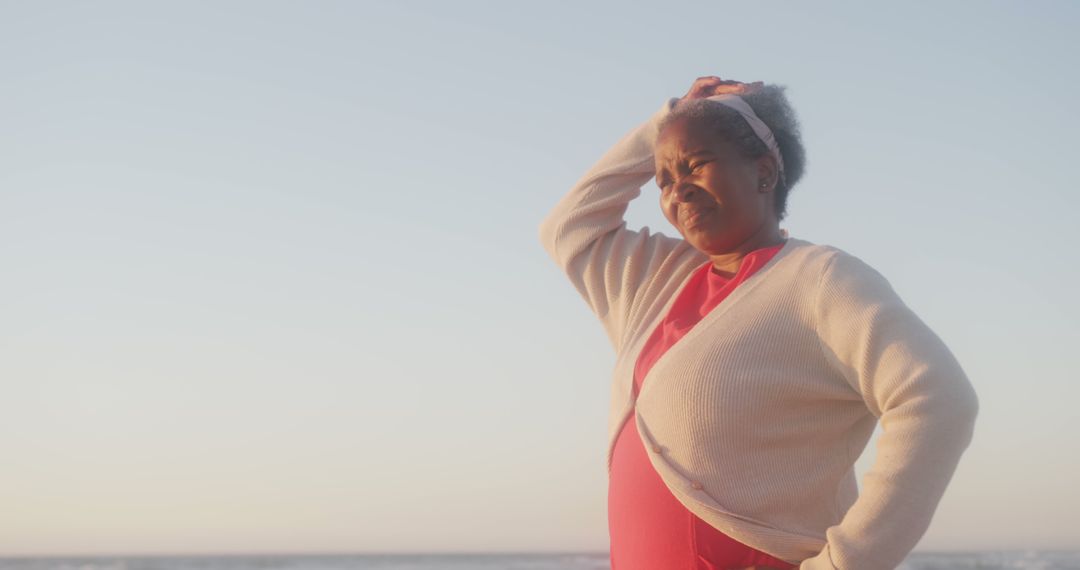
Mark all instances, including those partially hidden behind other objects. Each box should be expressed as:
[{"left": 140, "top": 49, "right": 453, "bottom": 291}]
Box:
[
  {"left": 780, "top": 237, "right": 897, "bottom": 295},
  {"left": 771, "top": 236, "right": 843, "bottom": 275},
  {"left": 783, "top": 237, "right": 884, "bottom": 272}
]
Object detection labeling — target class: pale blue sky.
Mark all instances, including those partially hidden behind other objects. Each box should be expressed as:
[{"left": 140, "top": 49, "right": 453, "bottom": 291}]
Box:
[{"left": 1, "top": 0, "right": 1077, "bottom": 557}]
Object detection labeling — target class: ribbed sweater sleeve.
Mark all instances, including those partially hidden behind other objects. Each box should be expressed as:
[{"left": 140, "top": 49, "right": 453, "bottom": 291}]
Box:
[
  {"left": 801, "top": 251, "right": 979, "bottom": 570},
  {"left": 538, "top": 97, "right": 692, "bottom": 349}
]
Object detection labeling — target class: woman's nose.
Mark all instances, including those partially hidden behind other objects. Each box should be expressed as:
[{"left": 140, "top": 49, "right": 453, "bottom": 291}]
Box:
[{"left": 673, "top": 179, "right": 697, "bottom": 202}]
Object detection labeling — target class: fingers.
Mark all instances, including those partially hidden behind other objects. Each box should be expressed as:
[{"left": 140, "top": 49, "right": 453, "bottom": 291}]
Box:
[
  {"left": 682, "top": 77, "right": 765, "bottom": 102},
  {"left": 683, "top": 76, "right": 723, "bottom": 100},
  {"left": 710, "top": 80, "right": 765, "bottom": 96}
]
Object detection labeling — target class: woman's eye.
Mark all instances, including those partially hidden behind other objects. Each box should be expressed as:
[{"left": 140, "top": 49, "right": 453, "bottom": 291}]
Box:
[{"left": 690, "top": 161, "right": 707, "bottom": 172}]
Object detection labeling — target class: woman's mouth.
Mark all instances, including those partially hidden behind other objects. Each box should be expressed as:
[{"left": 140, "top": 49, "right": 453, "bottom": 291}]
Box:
[{"left": 682, "top": 208, "right": 714, "bottom": 227}]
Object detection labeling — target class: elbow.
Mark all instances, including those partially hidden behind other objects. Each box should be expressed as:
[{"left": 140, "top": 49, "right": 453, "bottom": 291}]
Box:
[
  {"left": 940, "top": 374, "right": 980, "bottom": 449},
  {"left": 539, "top": 197, "right": 590, "bottom": 268},
  {"left": 899, "top": 372, "right": 980, "bottom": 449},
  {"left": 964, "top": 380, "right": 979, "bottom": 421},
  {"left": 538, "top": 211, "right": 563, "bottom": 264},
  {"left": 960, "top": 379, "right": 980, "bottom": 439},
  {"left": 951, "top": 368, "right": 979, "bottom": 426}
]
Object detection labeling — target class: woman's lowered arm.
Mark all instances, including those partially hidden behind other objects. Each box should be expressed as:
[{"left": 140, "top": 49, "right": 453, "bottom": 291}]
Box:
[{"left": 801, "top": 251, "right": 979, "bottom": 570}]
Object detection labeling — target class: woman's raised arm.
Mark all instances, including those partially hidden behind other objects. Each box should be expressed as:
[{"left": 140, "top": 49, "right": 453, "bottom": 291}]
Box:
[
  {"left": 538, "top": 78, "right": 766, "bottom": 350},
  {"left": 538, "top": 96, "right": 693, "bottom": 350}
]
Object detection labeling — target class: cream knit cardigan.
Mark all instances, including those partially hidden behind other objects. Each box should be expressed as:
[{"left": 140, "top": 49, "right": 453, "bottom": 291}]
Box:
[{"left": 538, "top": 98, "right": 979, "bottom": 569}]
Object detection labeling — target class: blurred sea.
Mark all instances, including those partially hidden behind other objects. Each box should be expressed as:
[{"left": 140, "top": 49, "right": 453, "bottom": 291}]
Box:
[{"left": 1, "top": 551, "right": 1080, "bottom": 570}]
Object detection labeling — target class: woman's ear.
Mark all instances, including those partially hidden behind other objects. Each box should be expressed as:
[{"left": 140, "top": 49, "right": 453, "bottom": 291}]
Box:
[{"left": 757, "top": 154, "right": 779, "bottom": 191}]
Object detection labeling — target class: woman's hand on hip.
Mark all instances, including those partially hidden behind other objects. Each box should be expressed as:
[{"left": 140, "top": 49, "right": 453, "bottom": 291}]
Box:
[{"left": 679, "top": 76, "right": 765, "bottom": 104}]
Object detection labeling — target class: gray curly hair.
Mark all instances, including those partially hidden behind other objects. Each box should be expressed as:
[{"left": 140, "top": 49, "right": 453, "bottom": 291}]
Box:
[{"left": 657, "top": 85, "right": 806, "bottom": 222}]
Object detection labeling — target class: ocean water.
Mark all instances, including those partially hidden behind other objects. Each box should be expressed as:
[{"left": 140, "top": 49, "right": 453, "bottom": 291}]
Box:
[{"left": 1, "top": 551, "right": 1079, "bottom": 570}]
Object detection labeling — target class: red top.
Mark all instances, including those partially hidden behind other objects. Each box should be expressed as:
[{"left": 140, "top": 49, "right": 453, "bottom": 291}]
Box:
[{"left": 608, "top": 242, "right": 797, "bottom": 570}]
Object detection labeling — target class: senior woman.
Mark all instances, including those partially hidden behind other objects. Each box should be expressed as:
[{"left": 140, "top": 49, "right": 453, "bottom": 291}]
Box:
[{"left": 538, "top": 76, "right": 979, "bottom": 570}]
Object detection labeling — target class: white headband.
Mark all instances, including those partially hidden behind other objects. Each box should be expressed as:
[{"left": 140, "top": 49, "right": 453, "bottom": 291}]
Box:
[{"left": 704, "top": 94, "right": 786, "bottom": 188}]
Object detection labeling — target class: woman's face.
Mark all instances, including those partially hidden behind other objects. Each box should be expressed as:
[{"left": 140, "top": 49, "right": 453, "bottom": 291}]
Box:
[{"left": 654, "top": 116, "right": 775, "bottom": 255}]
